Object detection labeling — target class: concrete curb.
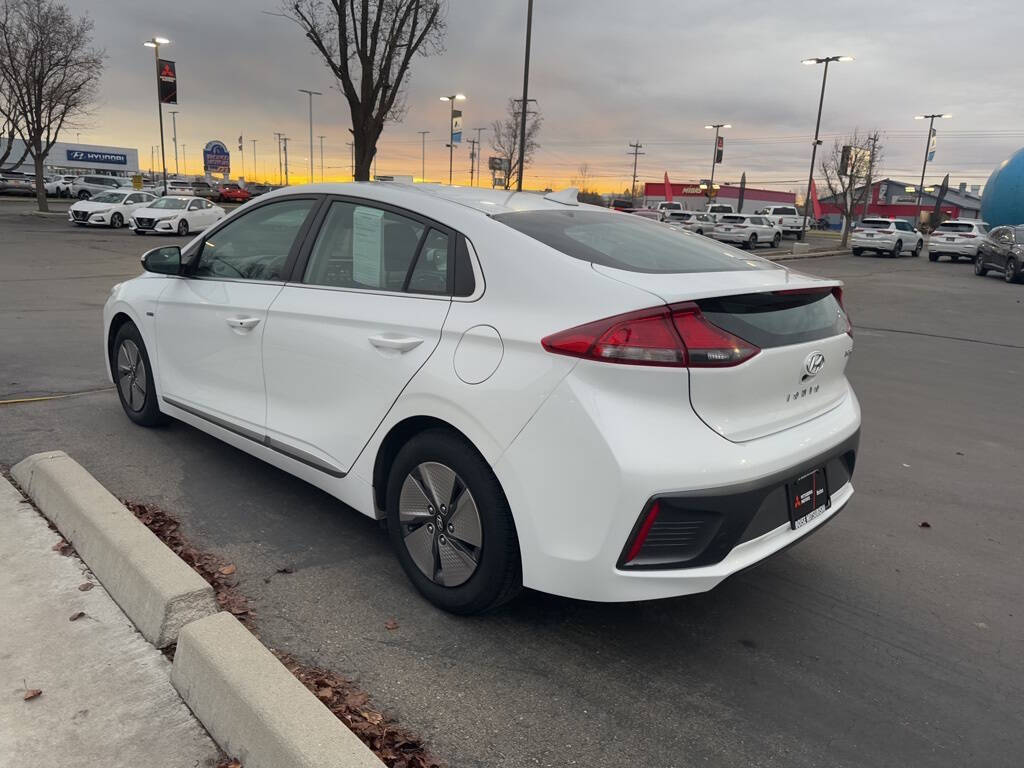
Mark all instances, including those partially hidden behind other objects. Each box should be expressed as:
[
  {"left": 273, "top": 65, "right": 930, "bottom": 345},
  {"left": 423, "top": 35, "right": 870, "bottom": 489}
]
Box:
[
  {"left": 11, "top": 450, "right": 218, "bottom": 647},
  {"left": 774, "top": 248, "right": 848, "bottom": 262},
  {"left": 172, "top": 612, "right": 384, "bottom": 768}
]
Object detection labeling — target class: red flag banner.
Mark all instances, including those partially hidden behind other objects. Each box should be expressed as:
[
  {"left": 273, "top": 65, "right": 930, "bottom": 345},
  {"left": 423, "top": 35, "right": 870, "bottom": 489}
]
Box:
[
  {"left": 663, "top": 172, "right": 673, "bottom": 202},
  {"left": 809, "top": 178, "right": 823, "bottom": 220}
]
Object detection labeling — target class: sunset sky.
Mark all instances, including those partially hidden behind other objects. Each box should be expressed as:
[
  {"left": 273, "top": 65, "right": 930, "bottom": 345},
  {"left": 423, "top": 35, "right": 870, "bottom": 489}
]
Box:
[{"left": 75, "top": 0, "right": 1024, "bottom": 193}]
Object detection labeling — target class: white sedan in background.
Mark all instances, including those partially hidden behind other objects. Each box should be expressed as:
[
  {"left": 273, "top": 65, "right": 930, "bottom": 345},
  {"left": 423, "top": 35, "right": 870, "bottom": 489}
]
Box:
[
  {"left": 68, "top": 190, "right": 158, "bottom": 228},
  {"left": 712, "top": 214, "right": 783, "bottom": 249},
  {"left": 103, "top": 182, "right": 859, "bottom": 614},
  {"left": 129, "top": 196, "right": 225, "bottom": 236}
]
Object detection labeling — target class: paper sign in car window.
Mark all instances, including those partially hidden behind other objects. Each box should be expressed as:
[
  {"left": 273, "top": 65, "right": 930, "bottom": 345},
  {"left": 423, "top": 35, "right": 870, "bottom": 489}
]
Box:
[{"left": 352, "top": 206, "right": 385, "bottom": 287}]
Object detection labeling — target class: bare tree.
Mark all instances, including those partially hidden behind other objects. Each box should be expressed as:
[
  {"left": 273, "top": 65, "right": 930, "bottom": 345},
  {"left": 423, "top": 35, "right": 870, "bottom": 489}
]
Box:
[
  {"left": 0, "top": 0, "right": 103, "bottom": 211},
  {"left": 0, "top": 60, "right": 27, "bottom": 169},
  {"left": 570, "top": 162, "right": 602, "bottom": 205},
  {"left": 282, "top": 0, "right": 445, "bottom": 181},
  {"left": 820, "top": 129, "right": 883, "bottom": 247},
  {"left": 490, "top": 98, "right": 541, "bottom": 190}
]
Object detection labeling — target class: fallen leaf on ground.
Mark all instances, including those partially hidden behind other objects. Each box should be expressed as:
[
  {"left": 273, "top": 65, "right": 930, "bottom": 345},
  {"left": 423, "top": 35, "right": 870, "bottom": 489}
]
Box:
[
  {"left": 23, "top": 688, "right": 42, "bottom": 701},
  {"left": 51, "top": 539, "right": 73, "bottom": 555},
  {"left": 69, "top": 611, "right": 85, "bottom": 621},
  {"left": 384, "top": 619, "right": 399, "bottom": 631},
  {"left": 919, "top": 521, "right": 931, "bottom": 528},
  {"left": 317, "top": 686, "right": 334, "bottom": 700},
  {"left": 78, "top": 582, "right": 94, "bottom": 591},
  {"left": 218, "top": 564, "right": 236, "bottom": 576}
]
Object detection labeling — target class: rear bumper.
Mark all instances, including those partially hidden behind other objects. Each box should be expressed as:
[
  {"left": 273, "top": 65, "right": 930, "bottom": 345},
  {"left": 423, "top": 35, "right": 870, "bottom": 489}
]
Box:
[
  {"left": 494, "top": 362, "right": 862, "bottom": 602},
  {"left": 928, "top": 240, "right": 978, "bottom": 256},
  {"left": 851, "top": 234, "right": 897, "bottom": 249},
  {"left": 712, "top": 231, "right": 751, "bottom": 243}
]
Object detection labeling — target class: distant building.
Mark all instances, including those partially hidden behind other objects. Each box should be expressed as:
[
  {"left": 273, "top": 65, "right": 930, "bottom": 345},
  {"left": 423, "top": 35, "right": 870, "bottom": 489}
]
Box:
[
  {"left": 818, "top": 178, "right": 982, "bottom": 226},
  {"left": 643, "top": 181, "right": 796, "bottom": 212},
  {"left": 1, "top": 137, "right": 139, "bottom": 177}
]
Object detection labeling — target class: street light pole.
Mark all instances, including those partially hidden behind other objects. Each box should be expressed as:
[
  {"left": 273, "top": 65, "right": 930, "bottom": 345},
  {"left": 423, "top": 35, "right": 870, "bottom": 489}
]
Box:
[
  {"left": 317, "top": 135, "right": 325, "bottom": 182},
  {"left": 704, "top": 123, "right": 731, "bottom": 197},
  {"left": 799, "top": 55, "right": 854, "bottom": 237},
  {"left": 250, "top": 139, "right": 258, "bottom": 183},
  {"left": 281, "top": 137, "right": 290, "bottom": 186},
  {"left": 169, "top": 110, "right": 179, "bottom": 175},
  {"left": 914, "top": 113, "right": 952, "bottom": 226},
  {"left": 417, "top": 130, "right": 430, "bottom": 181},
  {"left": 627, "top": 141, "right": 644, "bottom": 204},
  {"left": 440, "top": 94, "right": 466, "bottom": 185},
  {"left": 517, "top": 0, "right": 534, "bottom": 191},
  {"left": 273, "top": 132, "right": 284, "bottom": 186},
  {"left": 473, "top": 127, "right": 487, "bottom": 186},
  {"left": 298, "top": 89, "right": 322, "bottom": 184},
  {"left": 144, "top": 36, "right": 171, "bottom": 195}
]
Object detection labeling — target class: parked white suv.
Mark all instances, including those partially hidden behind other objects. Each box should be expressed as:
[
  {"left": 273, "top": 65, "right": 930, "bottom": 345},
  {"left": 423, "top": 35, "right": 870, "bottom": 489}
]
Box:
[
  {"left": 45, "top": 174, "right": 77, "bottom": 197},
  {"left": 928, "top": 219, "right": 989, "bottom": 262},
  {"left": 712, "top": 214, "right": 783, "bottom": 249},
  {"left": 72, "top": 175, "right": 130, "bottom": 199},
  {"left": 851, "top": 218, "right": 924, "bottom": 257},
  {"left": 666, "top": 211, "right": 713, "bottom": 235}
]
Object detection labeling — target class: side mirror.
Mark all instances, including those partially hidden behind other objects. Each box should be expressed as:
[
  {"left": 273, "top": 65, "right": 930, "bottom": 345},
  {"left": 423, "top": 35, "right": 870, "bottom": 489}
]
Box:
[{"left": 141, "top": 245, "right": 181, "bottom": 275}]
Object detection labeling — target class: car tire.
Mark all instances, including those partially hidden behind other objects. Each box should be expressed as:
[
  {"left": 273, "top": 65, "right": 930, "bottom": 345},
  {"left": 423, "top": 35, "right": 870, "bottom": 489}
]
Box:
[
  {"left": 747, "top": 234, "right": 758, "bottom": 250},
  {"left": 913, "top": 240, "right": 923, "bottom": 257},
  {"left": 928, "top": 252, "right": 939, "bottom": 262},
  {"left": 974, "top": 255, "right": 988, "bottom": 276},
  {"left": 1005, "top": 257, "right": 1019, "bottom": 283},
  {"left": 852, "top": 248, "right": 863, "bottom": 256},
  {"left": 110, "top": 212, "right": 124, "bottom": 229},
  {"left": 111, "top": 321, "right": 167, "bottom": 427},
  {"left": 891, "top": 239, "right": 903, "bottom": 258},
  {"left": 950, "top": 254, "right": 960, "bottom": 262},
  {"left": 772, "top": 232, "right": 781, "bottom": 248},
  {"left": 797, "top": 230, "right": 805, "bottom": 241},
  {"left": 77, "top": 190, "right": 90, "bottom": 200},
  {"left": 386, "top": 429, "right": 522, "bottom": 615},
  {"left": 177, "top": 219, "right": 189, "bottom": 236}
]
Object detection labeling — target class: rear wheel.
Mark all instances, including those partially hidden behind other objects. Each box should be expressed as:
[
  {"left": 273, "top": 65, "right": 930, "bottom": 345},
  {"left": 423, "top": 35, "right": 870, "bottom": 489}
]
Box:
[
  {"left": 746, "top": 234, "right": 758, "bottom": 250},
  {"left": 386, "top": 429, "right": 521, "bottom": 614},
  {"left": 772, "top": 232, "right": 781, "bottom": 248},
  {"left": 974, "top": 255, "right": 988, "bottom": 276},
  {"left": 852, "top": 248, "right": 864, "bottom": 256},
  {"left": 891, "top": 239, "right": 903, "bottom": 258},
  {"left": 111, "top": 322, "right": 166, "bottom": 427},
  {"left": 1005, "top": 257, "right": 1019, "bottom": 283},
  {"left": 928, "top": 252, "right": 939, "bottom": 262},
  {"left": 950, "top": 254, "right": 960, "bottom": 262},
  {"left": 77, "top": 190, "right": 90, "bottom": 200}
]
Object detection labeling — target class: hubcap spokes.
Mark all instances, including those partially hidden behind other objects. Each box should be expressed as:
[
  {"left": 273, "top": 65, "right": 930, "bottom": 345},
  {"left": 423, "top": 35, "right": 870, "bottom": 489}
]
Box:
[
  {"left": 399, "top": 462, "right": 482, "bottom": 587},
  {"left": 117, "top": 340, "right": 146, "bottom": 412}
]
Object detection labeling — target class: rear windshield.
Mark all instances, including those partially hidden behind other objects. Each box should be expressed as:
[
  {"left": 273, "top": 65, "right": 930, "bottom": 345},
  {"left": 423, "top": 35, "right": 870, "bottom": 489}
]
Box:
[
  {"left": 698, "top": 290, "right": 848, "bottom": 348},
  {"left": 936, "top": 222, "right": 976, "bottom": 233},
  {"left": 773, "top": 207, "right": 798, "bottom": 216},
  {"left": 860, "top": 220, "right": 892, "bottom": 229},
  {"left": 720, "top": 215, "right": 746, "bottom": 223},
  {"left": 660, "top": 203, "right": 681, "bottom": 210},
  {"left": 493, "top": 210, "right": 775, "bottom": 274}
]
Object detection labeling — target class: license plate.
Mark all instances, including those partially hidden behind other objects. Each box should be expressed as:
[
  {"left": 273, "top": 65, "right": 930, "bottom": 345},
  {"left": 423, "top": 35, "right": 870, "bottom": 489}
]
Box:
[
  {"left": 946, "top": 237, "right": 955, "bottom": 242},
  {"left": 786, "top": 467, "right": 830, "bottom": 529},
  {"left": 866, "top": 233, "right": 874, "bottom": 238},
  {"left": 722, "top": 227, "right": 731, "bottom": 231}
]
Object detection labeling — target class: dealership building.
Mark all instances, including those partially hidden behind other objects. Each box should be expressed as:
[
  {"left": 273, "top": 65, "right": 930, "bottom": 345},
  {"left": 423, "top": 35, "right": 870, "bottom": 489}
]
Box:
[
  {"left": 1, "top": 138, "right": 139, "bottom": 177},
  {"left": 818, "top": 178, "right": 982, "bottom": 226},
  {"left": 643, "top": 181, "right": 797, "bottom": 212}
]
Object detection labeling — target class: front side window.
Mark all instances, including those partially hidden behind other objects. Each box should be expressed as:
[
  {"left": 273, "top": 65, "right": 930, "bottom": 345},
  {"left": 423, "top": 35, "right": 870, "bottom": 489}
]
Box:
[
  {"left": 194, "top": 199, "right": 316, "bottom": 281},
  {"left": 303, "top": 201, "right": 426, "bottom": 291},
  {"left": 149, "top": 197, "right": 188, "bottom": 210},
  {"left": 188, "top": 199, "right": 202, "bottom": 211}
]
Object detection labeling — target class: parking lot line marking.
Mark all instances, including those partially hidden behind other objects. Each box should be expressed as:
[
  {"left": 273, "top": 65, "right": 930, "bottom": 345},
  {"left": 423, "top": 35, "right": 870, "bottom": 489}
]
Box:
[{"left": 0, "top": 387, "right": 113, "bottom": 406}]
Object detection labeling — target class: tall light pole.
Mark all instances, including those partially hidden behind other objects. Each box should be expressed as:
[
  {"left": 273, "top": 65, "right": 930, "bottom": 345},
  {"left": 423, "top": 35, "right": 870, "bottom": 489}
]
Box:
[
  {"left": 516, "top": 0, "right": 534, "bottom": 191},
  {"left": 473, "top": 127, "right": 487, "bottom": 186},
  {"left": 250, "top": 139, "right": 258, "bottom": 183},
  {"left": 913, "top": 113, "right": 952, "bottom": 225},
  {"left": 273, "top": 132, "right": 284, "bottom": 186},
  {"left": 799, "top": 55, "right": 854, "bottom": 237},
  {"left": 440, "top": 94, "right": 466, "bottom": 185},
  {"left": 317, "top": 135, "right": 325, "bottom": 182},
  {"left": 169, "top": 110, "right": 179, "bottom": 175},
  {"left": 417, "top": 130, "right": 430, "bottom": 181},
  {"left": 143, "top": 36, "right": 171, "bottom": 195},
  {"left": 704, "top": 123, "right": 731, "bottom": 195},
  {"left": 627, "top": 141, "right": 644, "bottom": 203},
  {"left": 180, "top": 144, "right": 186, "bottom": 176},
  {"left": 298, "top": 89, "right": 321, "bottom": 184},
  {"left": 281, "top": 137, "right": 290, "bottom": 186}
]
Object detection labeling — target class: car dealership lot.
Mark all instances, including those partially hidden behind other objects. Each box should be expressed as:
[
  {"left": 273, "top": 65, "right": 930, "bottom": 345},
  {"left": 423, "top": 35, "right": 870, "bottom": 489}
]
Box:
[{"left": 1, "top": 204, "right": 1022, "bottom": 767}]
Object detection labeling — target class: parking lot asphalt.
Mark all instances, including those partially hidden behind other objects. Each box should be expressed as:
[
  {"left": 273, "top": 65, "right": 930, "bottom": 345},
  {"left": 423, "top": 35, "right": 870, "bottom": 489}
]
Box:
[{"left": 1, "top": 203, "right": 1022, "bottom": 768}]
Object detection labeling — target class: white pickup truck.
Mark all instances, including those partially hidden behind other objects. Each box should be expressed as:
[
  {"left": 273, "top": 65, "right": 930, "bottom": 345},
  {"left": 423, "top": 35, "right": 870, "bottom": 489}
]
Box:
[{"left": 757, "top": 205, "right": 805, "bottom": 239}]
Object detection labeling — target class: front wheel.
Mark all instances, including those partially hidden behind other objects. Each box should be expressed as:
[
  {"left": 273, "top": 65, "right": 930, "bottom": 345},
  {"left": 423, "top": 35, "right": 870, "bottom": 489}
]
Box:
[
  {"left": 387, "top": 429, "right": 521, "bottom": 614},
  {"left": 975, "top": 255, "right": 988, "bottom": 276},
  {"left": 110, "top": 212, "right": 123, "bottom": 229},
  {"left": 176, "top": 219, "right": 189, "bottom": 236},
  {"left": 111, "top": 322, "right": 167, "bottom": 427},
  {"left": 772, "top": 232, "right": 781, "bottom": 248},
  {"left": 77, "top": 190, "right": 90, "bottom": 200},
  {"left": 1005, "top": 257, "right": 1019, "bottom": 283}
]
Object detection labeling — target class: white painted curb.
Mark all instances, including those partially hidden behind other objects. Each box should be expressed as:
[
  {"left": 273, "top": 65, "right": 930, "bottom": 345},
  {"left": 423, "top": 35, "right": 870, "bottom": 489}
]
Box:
[
  {"left": 12, "top": 450, "right": 218, "bottom": 647},
  {"left": 172, "top": 612, "right": 384, "bottom": 768}
]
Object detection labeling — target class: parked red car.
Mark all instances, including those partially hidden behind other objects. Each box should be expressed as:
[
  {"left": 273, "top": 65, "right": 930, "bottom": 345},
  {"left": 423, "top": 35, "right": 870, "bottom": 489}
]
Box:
[{"left": 215, "top": 183, "right": 252, "bottom": 203}]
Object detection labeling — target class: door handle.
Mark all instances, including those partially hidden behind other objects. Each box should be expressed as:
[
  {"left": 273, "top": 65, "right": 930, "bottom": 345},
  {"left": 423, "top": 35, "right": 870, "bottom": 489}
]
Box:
[
  {"left": 226, "top": 316, "right": 261, "bottom": 330},
  {"left": 368, "top": 334, "right": 424, "bottom": 353}
]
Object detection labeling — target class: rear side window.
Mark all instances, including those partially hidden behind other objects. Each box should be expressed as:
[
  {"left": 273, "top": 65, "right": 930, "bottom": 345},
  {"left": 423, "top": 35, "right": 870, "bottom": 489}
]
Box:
[
  {"left": 494, "top": 210, "right": 776, "bottom": 274},
  {"left": 698, "top": 290, "right": 848, "bottom": 348},
  {"left": 406, "top": 229, "right": 449, "bottom": 294}
]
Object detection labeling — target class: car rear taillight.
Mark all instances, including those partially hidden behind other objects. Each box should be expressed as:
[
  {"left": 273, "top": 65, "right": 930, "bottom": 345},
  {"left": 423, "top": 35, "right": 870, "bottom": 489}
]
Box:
[
  {"left": 960, "top": 233, "right": 976, "bottom": 239},
  {"left": 541, "top": 303, "right": 759, "bottom": 368},
  {"left": 832, "top": 286, "right": 853, "bottom": 337}
]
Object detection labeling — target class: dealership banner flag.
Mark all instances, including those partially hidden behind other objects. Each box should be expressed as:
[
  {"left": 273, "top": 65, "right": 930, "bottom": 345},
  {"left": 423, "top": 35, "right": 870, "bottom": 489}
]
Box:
[
  {"left": 928, "top": 128, "right": 937, "bottom": 162},
  {"left": 451, "top": 109, "right": 462, "bottom": 144},
  {"left": 809, "top": 178, "right": 823, "bottom": 220},
  {"left": 931, "top": 173, "right": 950, "bottom": 220},
  {"left": 158, "top": 59, "right": 177, "bottom": 104},
  {"left": 663, "top": 172, "right": 673, "bottom": 202}
]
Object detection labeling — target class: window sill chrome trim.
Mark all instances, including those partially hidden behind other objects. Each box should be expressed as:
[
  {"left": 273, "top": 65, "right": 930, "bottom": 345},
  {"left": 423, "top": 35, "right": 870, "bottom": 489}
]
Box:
[{"left": 162, "top": 396, "right": 346, "bottom": 478}]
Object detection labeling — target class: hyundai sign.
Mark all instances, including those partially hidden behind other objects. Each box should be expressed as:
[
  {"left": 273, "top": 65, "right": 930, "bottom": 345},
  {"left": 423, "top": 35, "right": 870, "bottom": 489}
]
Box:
[{"left": 66, "top": 149, "right": 127, "bottom": 166}]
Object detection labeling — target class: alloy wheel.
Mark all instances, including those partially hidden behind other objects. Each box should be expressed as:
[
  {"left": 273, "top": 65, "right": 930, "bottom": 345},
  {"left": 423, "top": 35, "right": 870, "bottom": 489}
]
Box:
[
  {"left": 399, "top": 462, "right": 483, "bottom": 587},
  {"left": 116, "top": 339, "right": 147, "bottom": 412}
]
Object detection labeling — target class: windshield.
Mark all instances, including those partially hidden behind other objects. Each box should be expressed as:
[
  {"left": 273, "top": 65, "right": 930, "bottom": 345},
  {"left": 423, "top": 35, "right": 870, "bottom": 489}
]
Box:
[
  {"left": 860, "top": 220, "right": 892, "bottom": 229},
  {"left": 494, "top": 210, "right": 775, "bottom": 274},
  {"left": 148, "top": 197, "right": 189, "bottom": 210},
  {"left": 91, "top": 191, "right": 129, "bottom": 204}
]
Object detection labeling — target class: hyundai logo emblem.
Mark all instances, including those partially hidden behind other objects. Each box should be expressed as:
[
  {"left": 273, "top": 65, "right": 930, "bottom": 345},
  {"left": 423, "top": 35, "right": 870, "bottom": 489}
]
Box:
[{"left": 803, "top": 351, "right": 826, "bottom": 377}]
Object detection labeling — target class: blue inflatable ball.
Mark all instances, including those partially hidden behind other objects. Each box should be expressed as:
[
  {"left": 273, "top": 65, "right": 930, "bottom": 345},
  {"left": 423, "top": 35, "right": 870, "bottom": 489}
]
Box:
[{"left": 981, "top": 148, "right": 1024, "bottom": 227}]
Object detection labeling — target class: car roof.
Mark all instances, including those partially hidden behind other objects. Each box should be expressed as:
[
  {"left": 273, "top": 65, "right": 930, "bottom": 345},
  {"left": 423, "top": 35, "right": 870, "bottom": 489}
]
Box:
[{"left": 254, "top": 181, "right": 603, "bottom": 218}]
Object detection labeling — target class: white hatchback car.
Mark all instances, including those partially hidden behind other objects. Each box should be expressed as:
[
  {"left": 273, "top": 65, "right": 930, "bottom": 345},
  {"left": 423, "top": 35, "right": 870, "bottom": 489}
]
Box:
[
  {"left": 103, "top": 183, "right": 860, "bottom": 613},
  {"left": 927, "top": 219, "right": 989, "bottom": 262},
  {"left": 128, "top": 196, "right": 225, "bottom": 236},
  {"left": 712, "top": 214, "right": 783, "bottom": 249},
  {"left": 851, "top": 218, "right": 924, "bottom": 257},
  {"left": 68, "top": 190, "right": 158, "bottom": 228}
]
